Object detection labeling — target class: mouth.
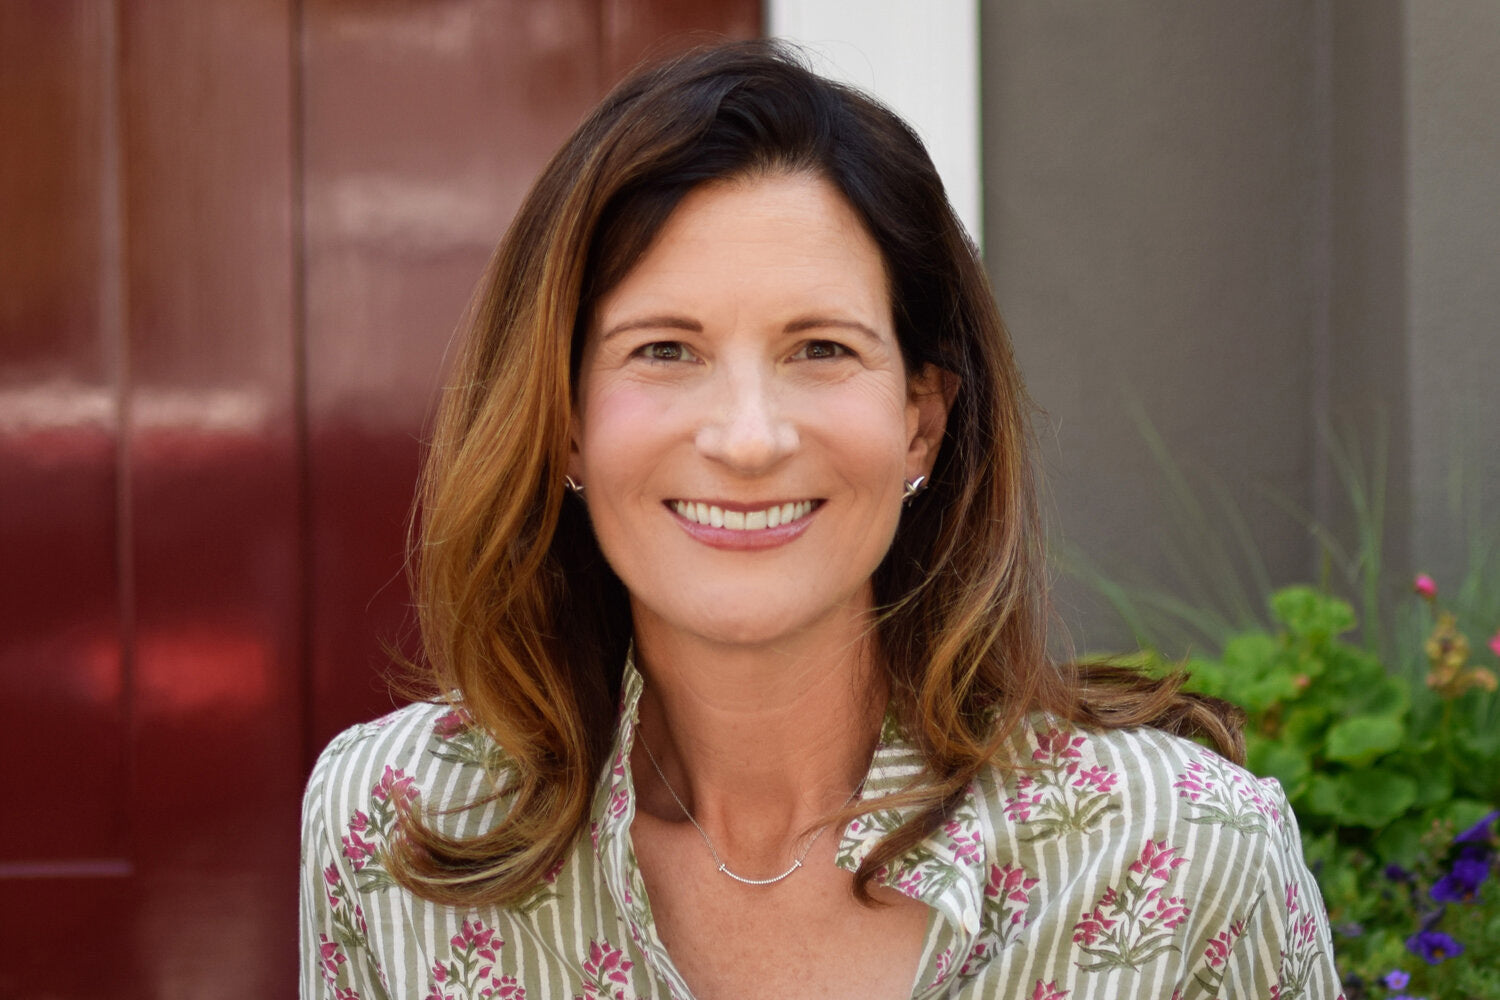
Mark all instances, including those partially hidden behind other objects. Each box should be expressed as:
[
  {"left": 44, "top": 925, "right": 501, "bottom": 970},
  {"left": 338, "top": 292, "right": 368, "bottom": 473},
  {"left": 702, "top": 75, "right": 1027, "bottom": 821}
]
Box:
[{"left": 668, "top": 499, "right": 820, "bottom": 531}]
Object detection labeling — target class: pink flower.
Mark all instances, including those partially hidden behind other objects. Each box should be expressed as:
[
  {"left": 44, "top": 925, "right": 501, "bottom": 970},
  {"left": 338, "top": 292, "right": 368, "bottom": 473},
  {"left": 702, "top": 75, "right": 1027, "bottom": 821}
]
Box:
[
  {"left": 486, "top": 975, "right": 527, "bottom": 999},
  {"left": 1293, "top": 912, "right": 1320, "bottom": 948},
  {"left": 372, "top": 766, "right": 419, "bottom": 809},
  {"left": 433, "top": 708, "right": 470, "bottom": 740},
  {"left": 584, "top": 940, "right": 633, "bottom": 988},
  {"left": 944, "top": 820, "right": 983, "bottom": 864},
  {"left": 1285, "top": 881, "right": 1300, "bottom": 915},
  {"left": 1248, "top": 780, "right": 1282, "bottom": 822},
  {"left": 1489, "top": 629, "right": 1500, "bottom": 658},
  {"left": 341, "top": 828, "right": 377, "bottom": 870},
  {"left": 1147, "top": 894, "right": 1192, "bottom": 930},
  {"left": 896, "top": 868, "right": 926, "bottom": 896},
  {"left": 1173, "top": 759, "right": 1213, "bottom": 801},
  {"left": 986, "top": 862, "right": 1039, "bottom": 905},
  {"left": 1030, "top": 979, "right": 1070, "bottom": 1000},
  {"left": 957, "top": 941, "right": 990, "bottom": 978},
  {"left": 1071, "top": 765, "right": 1118, "bottom": 794},
  {"left": 1003, "top": 788, "right": 1043, "bottom": 823},
  {"left": 931, "top": 946, "right": 953, "bottom": 984},
  {"left": 1033, "top": 729, "right": 1086, "bottom": 762},
  {"left": 1204, "top": 917, "right": 1247, "bottom": 967},
  {"left": 322, "top": 862, "right": 345, "bottom": 907},
  {"left": 1072, "top": 904, "right": 1117, "bottom": 945},
  {"left": 452, "top": 918, "right": 501, "bottom": 963},
  {"left": 317, "top": 934, "right": 347, "bottom": 983},
  {"left": 1414, "top": 574, "right": 1437, "bottom": 600},
  {"left": 1130, "top": 839, "right": 1188, "bottom": 882}
]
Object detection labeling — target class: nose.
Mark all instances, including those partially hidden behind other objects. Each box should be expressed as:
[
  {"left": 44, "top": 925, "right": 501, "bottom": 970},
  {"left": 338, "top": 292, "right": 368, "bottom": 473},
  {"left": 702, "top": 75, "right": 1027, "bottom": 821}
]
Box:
[{"left": 695, "top": 365, "right": 799, "bottom": 473}]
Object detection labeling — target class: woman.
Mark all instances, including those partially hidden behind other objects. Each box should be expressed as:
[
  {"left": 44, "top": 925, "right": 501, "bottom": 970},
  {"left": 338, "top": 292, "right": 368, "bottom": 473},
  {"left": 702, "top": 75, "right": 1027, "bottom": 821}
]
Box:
[{"left": 302, "top": 41, "right": 1343, "bottom": 1000}]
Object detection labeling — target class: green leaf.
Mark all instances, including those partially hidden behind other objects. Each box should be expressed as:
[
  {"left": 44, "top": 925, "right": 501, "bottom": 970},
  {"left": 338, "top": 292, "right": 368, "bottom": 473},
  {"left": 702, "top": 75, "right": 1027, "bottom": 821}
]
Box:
[
  {"left": 1408, "top": 760, "right": 1455, "bottom": 809},
  {"left": 1271, "top": 586, "right": 1356, "bottom": 639},
  {"left": 1342, "top": 673, "right": 1409, "bottom": 718},
  {"left": 1220, "top": 632, "right": 1300, "bottom": 711},
  {"left": 1280, "top": 705, "right": 1331, "bottom": 748},
  {"left": 1372, "top": 815, "right": 1427, "bottom": 867},
  {"left": 1301, "top": 773, "right": 1346, "bottom": 820},
  {"left": 1334, "top": 768, "right": 1419, "bottom": 828},
  {"left": 1325, "top": 714, "right": 1405, "bottom": 765}
]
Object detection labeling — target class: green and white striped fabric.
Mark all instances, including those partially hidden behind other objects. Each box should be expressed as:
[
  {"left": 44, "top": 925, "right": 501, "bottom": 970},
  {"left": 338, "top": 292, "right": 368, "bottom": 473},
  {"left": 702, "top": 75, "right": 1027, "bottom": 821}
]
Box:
[{"left": 301, "top": 658, "right": 1344, "bottom": 999}]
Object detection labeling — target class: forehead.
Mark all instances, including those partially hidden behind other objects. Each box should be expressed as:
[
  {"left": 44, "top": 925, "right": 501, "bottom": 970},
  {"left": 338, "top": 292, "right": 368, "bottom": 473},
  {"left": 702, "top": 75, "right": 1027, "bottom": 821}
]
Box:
[{"left": 594, "top": 171, "right": 891, "bottom": 316}]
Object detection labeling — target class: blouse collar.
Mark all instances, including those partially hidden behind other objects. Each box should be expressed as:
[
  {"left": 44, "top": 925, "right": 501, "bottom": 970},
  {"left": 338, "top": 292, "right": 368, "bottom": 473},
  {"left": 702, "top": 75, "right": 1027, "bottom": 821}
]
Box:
[{"left": 589, "top": 653, "right": 988, "bottom": 997}]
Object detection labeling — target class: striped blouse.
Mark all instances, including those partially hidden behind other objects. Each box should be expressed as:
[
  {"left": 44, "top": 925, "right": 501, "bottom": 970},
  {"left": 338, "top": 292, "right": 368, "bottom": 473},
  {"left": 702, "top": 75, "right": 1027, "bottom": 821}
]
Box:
[{"left": 300, "top": 659, "right": 1345, "bottom": 999}]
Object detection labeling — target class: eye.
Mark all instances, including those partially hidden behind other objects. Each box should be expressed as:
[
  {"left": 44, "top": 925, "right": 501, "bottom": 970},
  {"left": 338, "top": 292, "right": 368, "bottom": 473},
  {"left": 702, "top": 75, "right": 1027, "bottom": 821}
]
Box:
[
  {"left": 635, "top": 341, "right": 697, "bottom": 363},
  {"left": 793, "top": 340, "right": 851, "bottom": 361}
]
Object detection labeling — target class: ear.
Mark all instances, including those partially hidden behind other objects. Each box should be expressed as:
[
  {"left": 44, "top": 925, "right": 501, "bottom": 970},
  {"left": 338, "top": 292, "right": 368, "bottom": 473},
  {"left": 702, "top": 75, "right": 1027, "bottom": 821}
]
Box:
[{"left": 905, "top": 364, "right": 958, "bottom": 479}]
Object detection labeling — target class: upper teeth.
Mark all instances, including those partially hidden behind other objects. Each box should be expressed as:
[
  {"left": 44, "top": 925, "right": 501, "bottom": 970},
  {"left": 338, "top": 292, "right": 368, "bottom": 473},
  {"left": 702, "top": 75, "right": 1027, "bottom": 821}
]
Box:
[{"left": 672, "top": 500, "right": 815, "bottom": 530}]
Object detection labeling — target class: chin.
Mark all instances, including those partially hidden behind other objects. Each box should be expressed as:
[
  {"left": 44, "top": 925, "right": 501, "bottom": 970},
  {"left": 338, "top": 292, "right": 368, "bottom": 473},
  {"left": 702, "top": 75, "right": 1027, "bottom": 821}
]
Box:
[{"left": 632, "top": 587, "right": 873, "bottom": 652}]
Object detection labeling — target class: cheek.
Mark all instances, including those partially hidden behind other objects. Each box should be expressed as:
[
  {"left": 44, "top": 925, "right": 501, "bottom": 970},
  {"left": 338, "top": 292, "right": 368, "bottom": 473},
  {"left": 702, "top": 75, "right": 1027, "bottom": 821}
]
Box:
[
  {"left": 576, "top": 383, "right": 665, "bottom": 481},
  {"left": 813, "top": 380, "right": 915, "bottom": 469}
]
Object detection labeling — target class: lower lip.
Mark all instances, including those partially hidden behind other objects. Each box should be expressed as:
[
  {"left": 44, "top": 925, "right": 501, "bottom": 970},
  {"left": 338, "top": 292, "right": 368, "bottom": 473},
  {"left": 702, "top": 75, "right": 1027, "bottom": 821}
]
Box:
[{"left": 667, "top": 504, "right": 819, "bottom": 550}]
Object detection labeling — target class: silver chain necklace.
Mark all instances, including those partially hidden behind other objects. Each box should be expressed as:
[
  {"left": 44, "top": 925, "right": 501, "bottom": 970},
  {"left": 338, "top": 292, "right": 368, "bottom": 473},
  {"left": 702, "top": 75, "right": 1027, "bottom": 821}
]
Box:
[{"left": 636, "top": 731, "right": 862, "bottom": 886}]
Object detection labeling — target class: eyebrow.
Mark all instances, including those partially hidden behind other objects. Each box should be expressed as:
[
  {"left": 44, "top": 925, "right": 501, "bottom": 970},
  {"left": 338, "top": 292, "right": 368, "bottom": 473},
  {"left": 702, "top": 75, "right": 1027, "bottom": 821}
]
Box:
[
  {"left": 599, "top": 315, "right": 703, "bottom": 341},
  {"left": 599, "top": 314, "right": 883, "bottom": 344},
  {"left": 784, "top": 317, "right": 881, "bottom": 341}
]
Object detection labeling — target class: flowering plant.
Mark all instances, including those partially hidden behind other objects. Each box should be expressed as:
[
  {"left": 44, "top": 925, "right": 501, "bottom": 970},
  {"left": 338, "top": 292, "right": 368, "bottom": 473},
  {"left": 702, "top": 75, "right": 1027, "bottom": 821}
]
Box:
[{"left": 1135, "top": 578, "right": 1500, "bottom": 998}]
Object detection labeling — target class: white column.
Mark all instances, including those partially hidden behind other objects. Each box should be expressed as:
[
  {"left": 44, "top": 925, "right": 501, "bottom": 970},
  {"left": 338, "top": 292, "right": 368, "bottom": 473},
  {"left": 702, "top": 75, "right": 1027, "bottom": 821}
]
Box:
[{"left": 767, "top": 0, "right": 982, "bottom": 247}]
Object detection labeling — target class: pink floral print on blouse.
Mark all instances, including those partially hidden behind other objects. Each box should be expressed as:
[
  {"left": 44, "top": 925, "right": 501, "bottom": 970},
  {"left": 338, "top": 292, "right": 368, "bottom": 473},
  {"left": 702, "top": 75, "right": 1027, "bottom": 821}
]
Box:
[{"left": 301, "top": 658, "right": 1344, "bottom": 999}]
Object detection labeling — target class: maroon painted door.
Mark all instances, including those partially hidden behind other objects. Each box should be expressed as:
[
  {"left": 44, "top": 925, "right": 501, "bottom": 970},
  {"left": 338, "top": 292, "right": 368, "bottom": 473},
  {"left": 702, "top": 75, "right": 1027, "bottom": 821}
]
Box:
[{"left": 0, "top": 2, "right": 758, "bottom": 997}]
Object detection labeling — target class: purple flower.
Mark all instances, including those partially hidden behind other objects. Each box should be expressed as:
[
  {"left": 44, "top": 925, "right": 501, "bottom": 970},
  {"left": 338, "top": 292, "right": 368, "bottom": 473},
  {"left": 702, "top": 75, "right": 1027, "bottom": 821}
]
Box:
[
  {"left": 1453, "top": 810, "right": 1498, "bottom": 845},
  {"left": 1431, "top": 855, "right": 1490, "bottom": 903},
  {"left": 1406, "top": 929, "right": 1464, "bottom": 964},
  {"left": 1384, "top": 863, "right": 1413, "bottom": 882},
  {"left": 1381, "top": 969, "right": 1410, "bottom": 990}
]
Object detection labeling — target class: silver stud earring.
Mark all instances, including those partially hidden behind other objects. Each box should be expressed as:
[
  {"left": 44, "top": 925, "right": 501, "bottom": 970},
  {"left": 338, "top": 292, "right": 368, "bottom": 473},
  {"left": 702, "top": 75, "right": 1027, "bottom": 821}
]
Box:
[
  {"left": 564, "top": 475, "right": 585, "bottom": 496},
  {"left": 902, "top": 475, "right": 927, "bottom": 506}
]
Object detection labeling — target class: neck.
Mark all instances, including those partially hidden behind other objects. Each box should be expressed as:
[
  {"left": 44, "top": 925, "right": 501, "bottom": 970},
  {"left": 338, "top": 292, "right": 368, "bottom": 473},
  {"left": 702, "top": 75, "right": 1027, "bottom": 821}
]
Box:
[{"left": 629, "top": 611, "right": 886, "bottom": 865}]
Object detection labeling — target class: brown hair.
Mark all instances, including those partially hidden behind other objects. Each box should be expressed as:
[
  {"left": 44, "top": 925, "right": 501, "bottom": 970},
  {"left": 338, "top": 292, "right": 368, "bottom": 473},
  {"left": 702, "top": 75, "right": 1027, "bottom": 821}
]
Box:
[{"left": 396, "top": 40, "right": 1243, "bottom": 905}]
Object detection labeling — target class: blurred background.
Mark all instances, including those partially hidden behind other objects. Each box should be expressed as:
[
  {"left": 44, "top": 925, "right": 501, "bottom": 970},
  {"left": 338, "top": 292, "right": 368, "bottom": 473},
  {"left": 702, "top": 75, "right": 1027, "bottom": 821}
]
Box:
[{"left": 2, "top": 2, "right": 1495, "bottom": 996}]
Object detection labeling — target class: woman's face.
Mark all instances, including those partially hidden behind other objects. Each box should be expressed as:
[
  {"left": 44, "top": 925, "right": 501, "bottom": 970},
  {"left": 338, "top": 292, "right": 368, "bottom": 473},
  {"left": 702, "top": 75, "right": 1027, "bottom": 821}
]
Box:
[{"left": 571, "top": 171, "right": 949, "bottom": 650}]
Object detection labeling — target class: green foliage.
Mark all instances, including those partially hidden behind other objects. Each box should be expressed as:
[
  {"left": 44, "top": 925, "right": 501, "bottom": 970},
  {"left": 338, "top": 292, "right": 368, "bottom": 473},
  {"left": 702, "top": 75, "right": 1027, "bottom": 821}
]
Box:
[{"left": 1140, "top": 585, "right": 1500, "bottom": 998}]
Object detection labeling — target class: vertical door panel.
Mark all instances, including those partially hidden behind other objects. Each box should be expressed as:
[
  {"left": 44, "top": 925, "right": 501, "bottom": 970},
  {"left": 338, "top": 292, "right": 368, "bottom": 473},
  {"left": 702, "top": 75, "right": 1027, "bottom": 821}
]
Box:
[
  {"left": 0, "top": 2, "right": 137, "bottom": 994},
  {"left": 119, "top": 1, "right": 302, "bottom": 996},
  {"left": 301, "top": 0, "right": 607, "bottom": 749}
]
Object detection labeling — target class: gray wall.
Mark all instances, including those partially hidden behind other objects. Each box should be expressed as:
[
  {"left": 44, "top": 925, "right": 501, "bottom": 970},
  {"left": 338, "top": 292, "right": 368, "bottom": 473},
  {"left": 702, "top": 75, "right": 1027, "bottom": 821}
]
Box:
[{"left": 981, "top": 1, "right": 1499, "bottom": 652}]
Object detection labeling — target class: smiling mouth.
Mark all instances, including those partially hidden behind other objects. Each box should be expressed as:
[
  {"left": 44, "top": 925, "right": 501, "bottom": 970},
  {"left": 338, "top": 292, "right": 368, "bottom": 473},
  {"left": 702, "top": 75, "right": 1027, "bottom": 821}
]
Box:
[{"left": 669, "top": 499, "right": 819, "bottom": 531}]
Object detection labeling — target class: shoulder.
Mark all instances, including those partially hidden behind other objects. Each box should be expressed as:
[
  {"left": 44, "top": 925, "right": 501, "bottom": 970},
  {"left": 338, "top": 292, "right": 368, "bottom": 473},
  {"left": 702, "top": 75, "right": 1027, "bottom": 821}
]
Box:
[
  {"left": 959, "top": 720, "right": 1333, "bottom": 993},
  {"left": 303, "top": 699, "right": 513, "bottom": 848},
  {"left": 979, "top": 716, "right": 1302, "bottom": 932},
  {"left": 1001, "top": 716, "right": 1290, "bottom": 832}
]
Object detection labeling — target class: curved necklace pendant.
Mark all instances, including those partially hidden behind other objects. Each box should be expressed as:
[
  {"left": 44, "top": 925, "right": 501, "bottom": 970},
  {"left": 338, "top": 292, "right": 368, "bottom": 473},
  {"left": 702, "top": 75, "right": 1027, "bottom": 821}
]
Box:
[
  {"left": 638, "top": 731, "right": 860, "bottom": 888},
  {"left": 718, "top": 858, "right": 803, "bottom": 886}
]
